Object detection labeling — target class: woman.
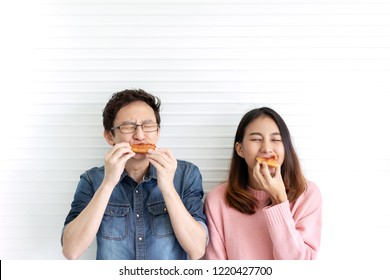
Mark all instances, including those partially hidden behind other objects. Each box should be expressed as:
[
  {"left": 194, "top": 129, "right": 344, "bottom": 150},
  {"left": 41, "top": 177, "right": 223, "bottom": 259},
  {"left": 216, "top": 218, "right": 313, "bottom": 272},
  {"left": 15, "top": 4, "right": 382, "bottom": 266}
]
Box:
[{"left": 204, "top": 107, "right": 322, "bottom": 260}]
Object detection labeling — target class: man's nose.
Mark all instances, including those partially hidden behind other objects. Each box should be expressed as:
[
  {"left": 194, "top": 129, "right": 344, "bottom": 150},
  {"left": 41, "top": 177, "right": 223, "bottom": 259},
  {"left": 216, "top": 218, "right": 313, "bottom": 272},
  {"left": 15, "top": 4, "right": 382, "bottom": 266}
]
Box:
[{"left": 133, "top": 125, "right": 145, "bottom": 139}]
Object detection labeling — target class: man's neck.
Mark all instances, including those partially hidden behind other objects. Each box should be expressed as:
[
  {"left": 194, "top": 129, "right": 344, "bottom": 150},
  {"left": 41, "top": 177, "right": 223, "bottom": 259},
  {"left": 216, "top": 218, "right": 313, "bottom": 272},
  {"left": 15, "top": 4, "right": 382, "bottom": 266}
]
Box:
[{"left": 125, "top": 159, "right": 150, "bottom": 183}]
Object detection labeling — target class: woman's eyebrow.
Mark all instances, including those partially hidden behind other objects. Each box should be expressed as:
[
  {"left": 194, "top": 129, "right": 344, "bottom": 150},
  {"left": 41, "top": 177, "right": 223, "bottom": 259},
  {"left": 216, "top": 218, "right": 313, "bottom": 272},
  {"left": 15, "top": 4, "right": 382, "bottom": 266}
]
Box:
[{"left": 249, "top": 132, "right": 281, "bottom": 137}]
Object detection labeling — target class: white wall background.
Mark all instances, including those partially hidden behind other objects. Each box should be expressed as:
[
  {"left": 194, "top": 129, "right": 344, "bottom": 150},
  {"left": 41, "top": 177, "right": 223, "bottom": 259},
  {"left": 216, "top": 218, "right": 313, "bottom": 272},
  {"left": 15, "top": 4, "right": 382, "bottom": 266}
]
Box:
[{"left": 1, "top": 0, "right": 390, "bottom": 268}]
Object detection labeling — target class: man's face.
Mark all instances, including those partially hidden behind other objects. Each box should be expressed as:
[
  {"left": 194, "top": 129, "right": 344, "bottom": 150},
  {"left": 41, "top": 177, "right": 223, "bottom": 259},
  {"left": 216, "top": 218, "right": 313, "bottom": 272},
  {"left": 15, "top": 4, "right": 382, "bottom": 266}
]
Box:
[{"left": 109, "top": 101, "right": 160, "bottom": 158}]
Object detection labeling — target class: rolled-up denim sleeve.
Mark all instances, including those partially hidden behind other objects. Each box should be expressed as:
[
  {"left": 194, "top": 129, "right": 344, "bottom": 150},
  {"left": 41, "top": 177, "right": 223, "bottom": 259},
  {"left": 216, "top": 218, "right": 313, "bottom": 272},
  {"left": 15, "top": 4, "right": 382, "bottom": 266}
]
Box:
[
  {"left": 180, "top": 163, "right": 209, "bottom": 243},
  {"left": 63, "top": 173, "right": 95, "bottom": 226}
]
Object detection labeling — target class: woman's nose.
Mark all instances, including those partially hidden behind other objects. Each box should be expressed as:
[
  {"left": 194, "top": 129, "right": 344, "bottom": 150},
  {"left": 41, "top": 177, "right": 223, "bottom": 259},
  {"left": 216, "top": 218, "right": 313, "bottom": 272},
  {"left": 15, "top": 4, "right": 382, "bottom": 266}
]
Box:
[{"left": 260, "top": 140, "right": 273, "bottom": 153}]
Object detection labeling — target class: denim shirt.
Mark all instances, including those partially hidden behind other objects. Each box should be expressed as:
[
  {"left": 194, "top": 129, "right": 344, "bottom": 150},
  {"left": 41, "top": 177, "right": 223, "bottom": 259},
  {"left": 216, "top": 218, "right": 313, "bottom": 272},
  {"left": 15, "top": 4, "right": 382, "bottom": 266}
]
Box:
[{"left": 63, "top": 160, "right": 207, "bottom": 260}]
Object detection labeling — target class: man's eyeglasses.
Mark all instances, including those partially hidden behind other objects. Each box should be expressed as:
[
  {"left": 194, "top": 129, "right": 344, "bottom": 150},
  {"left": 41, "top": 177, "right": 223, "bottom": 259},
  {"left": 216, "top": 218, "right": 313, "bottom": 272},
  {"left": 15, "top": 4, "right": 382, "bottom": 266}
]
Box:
[{"left": 111, "top": 122, "right": 159, "bottom": 134}]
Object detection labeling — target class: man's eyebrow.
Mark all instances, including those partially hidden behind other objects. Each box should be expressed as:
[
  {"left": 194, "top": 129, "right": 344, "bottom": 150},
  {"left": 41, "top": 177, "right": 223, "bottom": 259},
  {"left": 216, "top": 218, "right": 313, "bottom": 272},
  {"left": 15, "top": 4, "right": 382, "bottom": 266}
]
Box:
[
  {"left": 118, "top": 121, "right": 136, "bottom": 125},
  {"left": 118, "top": 119, "right": 156, "bottom": 125},
  {"left": 142, "top": 119, "right": 157, "bottom": 123}
]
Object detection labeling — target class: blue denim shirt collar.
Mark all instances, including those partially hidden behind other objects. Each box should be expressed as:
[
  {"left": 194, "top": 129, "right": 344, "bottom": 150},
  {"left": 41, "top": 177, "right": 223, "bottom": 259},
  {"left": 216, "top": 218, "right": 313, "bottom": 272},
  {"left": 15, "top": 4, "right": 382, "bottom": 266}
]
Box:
[{"left": 120, "top": 163, "right": 158, "bottom": 183}]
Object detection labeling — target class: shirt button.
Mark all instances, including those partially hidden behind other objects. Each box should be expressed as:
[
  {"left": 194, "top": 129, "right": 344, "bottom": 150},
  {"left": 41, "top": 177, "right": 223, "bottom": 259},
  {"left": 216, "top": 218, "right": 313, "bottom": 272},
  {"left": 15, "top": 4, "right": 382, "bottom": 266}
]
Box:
[
  {"left": 139, "top": 237, "right": 143, "bottom": 241},
  {"left": 135, "top": 190, "right": 139, "bottom": 194},
  {"left": 136, "top": 214, "right": 140, "bottom": 218}
]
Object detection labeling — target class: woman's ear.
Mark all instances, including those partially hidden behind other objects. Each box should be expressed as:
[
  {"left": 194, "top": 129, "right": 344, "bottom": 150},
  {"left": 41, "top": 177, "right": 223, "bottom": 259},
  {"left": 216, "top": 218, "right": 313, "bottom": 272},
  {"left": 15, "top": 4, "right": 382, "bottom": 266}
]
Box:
[
  {"left": 104, "top": 130, "right": 115, "bottom": 146},
  {"left": 235, "top": 142, "right": 244, "bottom": 158}
]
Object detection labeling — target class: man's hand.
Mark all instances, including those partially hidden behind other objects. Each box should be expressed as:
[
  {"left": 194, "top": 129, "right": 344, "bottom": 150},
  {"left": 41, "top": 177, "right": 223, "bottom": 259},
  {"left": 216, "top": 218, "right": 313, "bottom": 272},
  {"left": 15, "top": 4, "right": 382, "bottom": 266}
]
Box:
[
  {"left": 103, "top": 142, "right": 135, "bottom": 187},
  {"left": 146, "top": 148, "right": 177, "bottom": 192}
]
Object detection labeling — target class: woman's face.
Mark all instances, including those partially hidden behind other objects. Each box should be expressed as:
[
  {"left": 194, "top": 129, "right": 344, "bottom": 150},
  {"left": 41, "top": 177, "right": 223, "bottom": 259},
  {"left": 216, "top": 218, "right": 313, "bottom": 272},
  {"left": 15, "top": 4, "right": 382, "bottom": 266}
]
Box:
[{"left": 235, "top": 115, "right": 285, "bottom": 175}]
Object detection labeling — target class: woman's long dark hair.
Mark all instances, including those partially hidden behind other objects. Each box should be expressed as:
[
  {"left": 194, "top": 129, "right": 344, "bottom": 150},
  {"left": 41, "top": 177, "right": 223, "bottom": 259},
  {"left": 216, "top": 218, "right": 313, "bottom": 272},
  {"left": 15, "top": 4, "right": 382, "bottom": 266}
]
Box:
[{"left": 226, "top": 107, "right": 307, "bottom": 214}]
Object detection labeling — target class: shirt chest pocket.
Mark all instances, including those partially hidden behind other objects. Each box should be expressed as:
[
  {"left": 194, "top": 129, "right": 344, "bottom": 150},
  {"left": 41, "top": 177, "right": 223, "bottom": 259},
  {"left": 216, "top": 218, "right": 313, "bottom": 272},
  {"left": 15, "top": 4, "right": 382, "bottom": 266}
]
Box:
[
  {"left": 147, "top": 202, "right": 174, "bottom": 238},
  {"left": 98, "top": 204, "right": 130, "bottom": 240}
]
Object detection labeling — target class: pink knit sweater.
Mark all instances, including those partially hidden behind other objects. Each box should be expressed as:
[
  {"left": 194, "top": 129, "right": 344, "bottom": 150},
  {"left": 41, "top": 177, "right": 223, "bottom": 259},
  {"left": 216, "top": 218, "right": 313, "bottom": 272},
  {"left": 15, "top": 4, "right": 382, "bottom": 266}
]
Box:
[{"left": 204, "top": 181, "right": 322, "bottom": 260}]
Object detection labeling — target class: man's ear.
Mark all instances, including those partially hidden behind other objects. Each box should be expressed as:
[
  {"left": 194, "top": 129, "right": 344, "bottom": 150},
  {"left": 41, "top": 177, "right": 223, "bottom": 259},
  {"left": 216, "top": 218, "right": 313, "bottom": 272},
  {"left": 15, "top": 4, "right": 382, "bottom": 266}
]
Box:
[
  {"left": 104, "top": 130, "right": 115, "bottom": 146},
  {"left": 235, "top": 142, "right": 244, "bottom": 158}
]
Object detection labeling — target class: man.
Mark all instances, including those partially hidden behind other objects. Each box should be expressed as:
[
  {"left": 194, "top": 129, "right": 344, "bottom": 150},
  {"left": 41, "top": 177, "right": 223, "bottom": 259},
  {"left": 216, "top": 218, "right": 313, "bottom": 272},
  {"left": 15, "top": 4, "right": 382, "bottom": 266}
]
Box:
[{"left": 62, "top": 89, "right": 207, "bottom": 260}]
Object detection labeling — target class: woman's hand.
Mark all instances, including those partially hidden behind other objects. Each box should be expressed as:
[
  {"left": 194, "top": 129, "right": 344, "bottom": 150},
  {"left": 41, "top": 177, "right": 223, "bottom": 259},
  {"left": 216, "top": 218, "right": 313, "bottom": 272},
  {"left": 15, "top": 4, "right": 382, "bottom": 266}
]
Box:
[{"left": 253, "top": 161, "right": 288, "bottom": 205}]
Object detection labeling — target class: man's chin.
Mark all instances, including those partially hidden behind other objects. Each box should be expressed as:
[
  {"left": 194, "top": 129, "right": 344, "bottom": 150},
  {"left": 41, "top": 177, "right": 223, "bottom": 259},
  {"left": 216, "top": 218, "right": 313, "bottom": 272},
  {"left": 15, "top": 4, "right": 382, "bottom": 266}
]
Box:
[{"left": 131, "top": 153, "right": 147, "bottom": 160}]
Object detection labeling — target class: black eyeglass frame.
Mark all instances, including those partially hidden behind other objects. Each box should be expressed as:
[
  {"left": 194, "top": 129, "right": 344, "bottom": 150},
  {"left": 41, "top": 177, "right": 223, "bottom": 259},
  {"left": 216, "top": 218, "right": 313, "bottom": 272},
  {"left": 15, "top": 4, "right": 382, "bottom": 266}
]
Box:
[{"left": 110, "top": 122, "right": 160, "bottom": 134}]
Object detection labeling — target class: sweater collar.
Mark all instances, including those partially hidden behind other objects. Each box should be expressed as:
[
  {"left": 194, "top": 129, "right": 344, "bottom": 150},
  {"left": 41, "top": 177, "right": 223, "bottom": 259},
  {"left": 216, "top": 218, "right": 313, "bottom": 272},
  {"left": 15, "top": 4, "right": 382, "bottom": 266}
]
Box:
[{"left": 247, "top": 186, "right": 269, "bottom": 201}]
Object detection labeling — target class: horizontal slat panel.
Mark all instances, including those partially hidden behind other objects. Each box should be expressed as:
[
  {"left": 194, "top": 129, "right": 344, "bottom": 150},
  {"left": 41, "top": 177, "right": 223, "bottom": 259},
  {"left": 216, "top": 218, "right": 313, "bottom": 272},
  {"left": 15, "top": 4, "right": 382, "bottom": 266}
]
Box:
[
  {"left": 30, "top": 70, "right": 390, "bottom": 82},
  {"left": 34, "top": 3, "right": 390, "bottom": 16},
  {"left": 34, "top": 15, "right": 390, "bottom": 28},
  {"left": 32, "top": 48, "right": 390, "bottom": 60},
  {"left": 35, "top": 26, "right": 390, "bottom": 38},
  {"left": 34, "top": 59, "right": 390, "bottom": 71}
]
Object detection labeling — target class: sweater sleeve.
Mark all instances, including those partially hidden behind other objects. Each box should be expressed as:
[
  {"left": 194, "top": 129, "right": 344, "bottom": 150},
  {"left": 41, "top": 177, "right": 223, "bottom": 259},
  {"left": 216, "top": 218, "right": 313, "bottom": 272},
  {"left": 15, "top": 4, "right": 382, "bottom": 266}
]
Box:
[
  {"left": 262, "top": 181, "right": 322, "bottom": 260},
  {"left": 204, "top": 187, "right": 228, "bottom": 260}
]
